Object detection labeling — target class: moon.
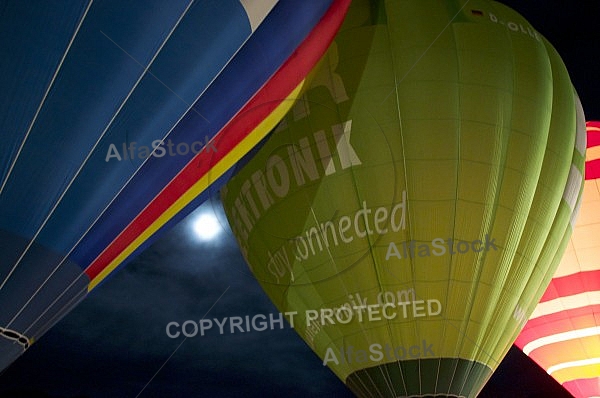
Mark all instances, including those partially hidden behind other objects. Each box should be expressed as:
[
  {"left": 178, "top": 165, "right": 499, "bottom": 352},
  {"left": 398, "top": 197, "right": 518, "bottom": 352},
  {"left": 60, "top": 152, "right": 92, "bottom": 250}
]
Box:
[{"left": 191, "top": 212, "right": 222, "bottom": 241}]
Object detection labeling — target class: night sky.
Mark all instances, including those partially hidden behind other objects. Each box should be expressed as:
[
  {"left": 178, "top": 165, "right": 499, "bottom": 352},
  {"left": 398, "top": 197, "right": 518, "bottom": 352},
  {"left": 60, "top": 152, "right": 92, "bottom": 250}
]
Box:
[{"left": 1, "top": 1, "right": 598, "bottom": 397}]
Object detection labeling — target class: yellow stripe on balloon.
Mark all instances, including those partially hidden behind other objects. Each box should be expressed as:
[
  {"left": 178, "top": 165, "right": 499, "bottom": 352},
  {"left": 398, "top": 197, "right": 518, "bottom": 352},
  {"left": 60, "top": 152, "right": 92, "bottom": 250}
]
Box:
[
  {"left": 586, "top": 145, "right": 600, "bottom": 161},
  {"left": 88, "top": 80, "right": 307, "bottom": 291},
  {"left": 550, "top": 357, "right": 600, "bottom": 383}
]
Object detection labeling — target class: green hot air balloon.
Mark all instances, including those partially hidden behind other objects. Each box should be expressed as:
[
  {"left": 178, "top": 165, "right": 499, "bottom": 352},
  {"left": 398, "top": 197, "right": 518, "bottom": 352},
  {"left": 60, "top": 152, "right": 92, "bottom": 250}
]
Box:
[{"left": 221, "top": 0, "right": 586, "bottom": 396}]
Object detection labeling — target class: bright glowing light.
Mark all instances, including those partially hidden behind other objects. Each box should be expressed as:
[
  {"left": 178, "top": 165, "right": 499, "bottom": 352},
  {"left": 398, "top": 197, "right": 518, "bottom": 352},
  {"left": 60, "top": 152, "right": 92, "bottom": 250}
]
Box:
[{"left": 192, "top": 213, "right": 221, "bottom": 241}]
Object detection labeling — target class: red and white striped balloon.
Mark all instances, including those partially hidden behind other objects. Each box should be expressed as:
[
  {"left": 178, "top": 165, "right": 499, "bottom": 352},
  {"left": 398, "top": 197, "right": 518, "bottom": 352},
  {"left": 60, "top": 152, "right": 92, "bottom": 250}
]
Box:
[{"left": 516, "top": 121, "right": 600, "bottom": 397}]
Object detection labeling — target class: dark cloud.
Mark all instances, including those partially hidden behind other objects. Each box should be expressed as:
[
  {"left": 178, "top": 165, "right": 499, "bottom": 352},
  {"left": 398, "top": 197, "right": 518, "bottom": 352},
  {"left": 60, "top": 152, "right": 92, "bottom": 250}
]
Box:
[{"left": 0, "top": 199, "right": 351, "bottom": 397}]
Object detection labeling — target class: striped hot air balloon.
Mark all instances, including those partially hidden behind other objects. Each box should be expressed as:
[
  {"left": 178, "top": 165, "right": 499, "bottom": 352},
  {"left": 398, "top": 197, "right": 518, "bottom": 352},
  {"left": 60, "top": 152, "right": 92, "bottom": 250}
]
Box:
[
  {"left": 0, "top": 0, "right": 350, "bottom": 372},
  {"left": 516, "top": 121, "right": 600, "bottom": 398}
]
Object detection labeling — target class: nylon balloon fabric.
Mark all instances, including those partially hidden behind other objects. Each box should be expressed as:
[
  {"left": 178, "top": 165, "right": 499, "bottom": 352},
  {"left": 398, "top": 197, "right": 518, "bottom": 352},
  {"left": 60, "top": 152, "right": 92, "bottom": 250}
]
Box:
[
  {"left": 222, "top": 0, "right": 586, "bottom": 396},
  {"left": 516, "top": 121, "right": 600, "bottom": 398},
  {"left": 0, "top": 0, "right": 350, "bottom": 372}
]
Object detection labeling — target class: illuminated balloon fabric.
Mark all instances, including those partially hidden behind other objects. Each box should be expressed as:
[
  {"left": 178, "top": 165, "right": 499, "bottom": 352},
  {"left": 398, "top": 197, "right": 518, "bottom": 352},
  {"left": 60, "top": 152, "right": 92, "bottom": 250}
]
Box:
[
  {"left": 0, "top": 0, "right": 349, "bottom": 371},
  {"left": 222, "top": 0, "right": 586, "bottom": 396},
  {"left": 515, "top": 121, "right": 600, "bottom": 398}
]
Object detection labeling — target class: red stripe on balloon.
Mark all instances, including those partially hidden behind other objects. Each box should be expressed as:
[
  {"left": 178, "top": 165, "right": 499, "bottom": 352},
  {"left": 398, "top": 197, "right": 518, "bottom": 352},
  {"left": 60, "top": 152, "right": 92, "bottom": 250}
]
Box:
[
  {"left": 84, "top": 0, "right": 351, "bottom": 280},
  {"left": 563, "top": 377, "right": 600, "bottom": 398},
  {"left": 587, "top": 121, "right": 600, "bottom": 148},
  {"left": 585, "top": 122, "right": 600, "bottom": 179},
  {"left": 587, "top": 135, "right": 600, "bottom": 149},
  {"left": 539, "top": 270, "right": 600, "bottom": 302},
  {"left": 586, "top": 159, "right": 600, "bottom": 180},
  {"left": 515, "top": 304, "right": 600, "bottom": 347}
]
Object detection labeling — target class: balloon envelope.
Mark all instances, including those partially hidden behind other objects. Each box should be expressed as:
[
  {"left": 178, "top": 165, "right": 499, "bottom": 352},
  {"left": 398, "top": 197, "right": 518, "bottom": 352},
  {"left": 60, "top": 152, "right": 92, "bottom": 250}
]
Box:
[
  {"left": 222, "top": 0, "right": 585, "bottom": 396},
  {"left": 515, "top": 121, "right": 600, "bottom": 398},
  {"left": 0, "top": 0, "right": 349, "bottom": 371}
]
